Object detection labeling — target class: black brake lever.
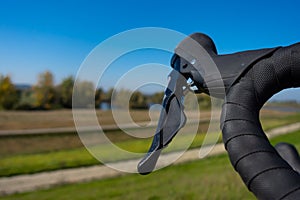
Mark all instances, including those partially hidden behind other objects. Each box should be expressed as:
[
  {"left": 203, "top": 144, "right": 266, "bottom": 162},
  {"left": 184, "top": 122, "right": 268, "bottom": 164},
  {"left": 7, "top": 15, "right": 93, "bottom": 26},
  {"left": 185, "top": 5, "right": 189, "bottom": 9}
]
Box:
[{"left": 137, "top": 67, "right": 188, "bottom": 175}]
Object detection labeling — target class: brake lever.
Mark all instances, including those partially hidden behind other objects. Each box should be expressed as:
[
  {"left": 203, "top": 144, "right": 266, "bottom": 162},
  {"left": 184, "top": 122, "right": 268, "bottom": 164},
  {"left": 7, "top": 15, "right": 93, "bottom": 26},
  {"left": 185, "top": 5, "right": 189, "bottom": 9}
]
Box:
[{"left": 137, "top": 69, "right": 188, "bottom": 175}]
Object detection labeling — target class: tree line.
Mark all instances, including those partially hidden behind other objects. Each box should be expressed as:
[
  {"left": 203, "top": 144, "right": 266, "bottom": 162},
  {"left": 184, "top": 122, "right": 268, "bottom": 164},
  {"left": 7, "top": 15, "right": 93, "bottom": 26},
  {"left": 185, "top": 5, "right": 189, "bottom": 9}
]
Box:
[
  {"left": 0, "top": 71, "right": 165, "bottom": 110},
  {"left": 0, "top": 71, "right": 212, "bottom": 110},
  {"left": 0, "top": 71, "right": 72, "bottom": 110}
]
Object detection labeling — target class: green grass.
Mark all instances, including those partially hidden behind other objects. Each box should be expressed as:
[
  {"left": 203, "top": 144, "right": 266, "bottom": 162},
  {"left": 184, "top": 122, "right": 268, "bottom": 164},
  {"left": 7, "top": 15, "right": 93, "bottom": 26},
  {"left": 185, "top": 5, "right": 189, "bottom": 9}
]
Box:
[
  {"left": 0, "top": 132, "right": 220, "bottom": 177},
  {"left": 260, "top": 112, "right": 300, "bottom": 130},
  {"left": 270, "top": 130, "right": 300, "bottom": 149},
  {"left": 0, "top": 148, "right": 98, "bottom": 177},
  {"left": 0, "top": 154, "right": 255, "bottom": 200},
  {"left": 0, "top": 112, "right": 299, "bottom": 177},
  {"left": 1, "top": 130, "right": 300, "bottom": 200}
]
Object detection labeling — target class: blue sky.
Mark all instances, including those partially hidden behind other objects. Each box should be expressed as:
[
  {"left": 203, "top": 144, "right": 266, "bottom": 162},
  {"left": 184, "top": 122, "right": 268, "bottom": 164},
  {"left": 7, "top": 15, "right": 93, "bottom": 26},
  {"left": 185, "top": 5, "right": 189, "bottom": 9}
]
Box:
[{"left": 0, "top": 0, "right": 300, "bottom": 101}]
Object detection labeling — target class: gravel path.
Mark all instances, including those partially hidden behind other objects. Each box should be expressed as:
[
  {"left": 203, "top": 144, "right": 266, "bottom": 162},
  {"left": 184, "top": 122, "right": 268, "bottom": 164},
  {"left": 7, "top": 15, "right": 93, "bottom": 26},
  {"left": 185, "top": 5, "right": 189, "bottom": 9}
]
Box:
[{"left": 1, "top": 122, "right": 300, "bottom": 196}]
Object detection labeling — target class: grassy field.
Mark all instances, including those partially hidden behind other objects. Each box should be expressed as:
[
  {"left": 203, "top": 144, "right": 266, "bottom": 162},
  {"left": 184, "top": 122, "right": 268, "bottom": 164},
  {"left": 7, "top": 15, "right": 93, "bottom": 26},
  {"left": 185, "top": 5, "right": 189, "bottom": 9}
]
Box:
[
  {"left": 0, "top": 109, "right": 297, "bottom": 130},
  {"left": 1, "top": 130, "right": 300, "bottom": 200},
  {"left": 0, "top": 131, "right": 219, "bottom": 177},
  {"left": 0, "top": 110, "right": 161, "bottom": 130},
  {"left": 0, "top": 111, "right": 299, "bottom": 177},
  {"left": 1, "top": 154, "right": 255, "bottom": 200}
]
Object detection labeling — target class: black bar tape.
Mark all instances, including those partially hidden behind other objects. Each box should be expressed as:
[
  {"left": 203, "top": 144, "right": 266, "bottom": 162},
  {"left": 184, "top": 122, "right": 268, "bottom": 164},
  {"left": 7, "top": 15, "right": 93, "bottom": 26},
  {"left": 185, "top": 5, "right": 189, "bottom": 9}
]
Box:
[{"left": 221, "top": 43, "right": 300, "bottom": 200}]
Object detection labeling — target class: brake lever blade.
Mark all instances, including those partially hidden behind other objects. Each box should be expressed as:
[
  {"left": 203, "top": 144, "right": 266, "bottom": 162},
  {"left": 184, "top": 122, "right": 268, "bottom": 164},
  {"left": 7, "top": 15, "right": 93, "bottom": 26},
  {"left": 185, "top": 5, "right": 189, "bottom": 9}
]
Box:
[
  {"left": 137, "top": 70, "right": 187, "bottom": 175},
  {"left": 137, "top": 95, "right": 186, "bottom": 175}
]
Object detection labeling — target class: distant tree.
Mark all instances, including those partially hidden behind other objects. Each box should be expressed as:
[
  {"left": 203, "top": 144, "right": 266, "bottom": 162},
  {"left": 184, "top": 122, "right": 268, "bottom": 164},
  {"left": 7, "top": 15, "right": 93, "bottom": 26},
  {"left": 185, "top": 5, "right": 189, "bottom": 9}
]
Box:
[
  {"left": 111, "top": 89, "right": 130, "bottom": 109},
  {"left": 33, "top": 71, "right": 56, "bottom": 109},
  {"left": 130, "top": 91, "right": 148, "bottom": 109},
  {"left": 105, "top": 88, "right": 114, "bottom": 102},
  {"left": 58, "top": 76, "right": 74, "bottom": 108},
  {"left": 95, "top": 88, "right": 103, "bottom": 108},
  {"left": 110, "top": 89, "right": 148, "bottom": 109},
  {"left": 0, "top": 75, "right": 19, "bottom": 110},
  {"left": 149, "top": 91, "right": 164, "bottom": 104},
  {"left": 73, "top": 80, "right": 95, "bottom": 108},
  {"left": 16, "top": 88, "right": 35, "bottom": 110}
]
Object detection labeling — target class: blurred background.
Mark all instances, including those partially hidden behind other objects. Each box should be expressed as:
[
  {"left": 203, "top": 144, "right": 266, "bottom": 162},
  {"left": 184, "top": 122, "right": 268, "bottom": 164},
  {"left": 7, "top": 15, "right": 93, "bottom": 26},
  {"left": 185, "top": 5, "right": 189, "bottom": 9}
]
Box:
[{"left": 0, "top": 0, "right": 300, "bottom": 199}]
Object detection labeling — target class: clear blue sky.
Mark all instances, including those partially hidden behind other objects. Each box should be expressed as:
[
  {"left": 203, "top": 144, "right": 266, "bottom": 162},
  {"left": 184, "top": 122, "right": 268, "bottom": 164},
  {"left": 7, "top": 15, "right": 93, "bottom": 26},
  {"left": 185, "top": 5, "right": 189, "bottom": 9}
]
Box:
[{"left": 0, "top": 0, "right": 300, "bottom": 101}]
